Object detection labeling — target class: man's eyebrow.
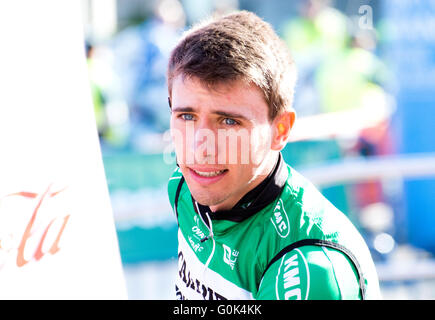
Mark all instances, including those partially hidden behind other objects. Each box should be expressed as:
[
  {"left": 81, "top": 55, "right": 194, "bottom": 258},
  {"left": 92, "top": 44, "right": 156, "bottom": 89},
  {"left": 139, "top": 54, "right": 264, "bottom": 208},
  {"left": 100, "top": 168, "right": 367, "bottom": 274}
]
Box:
[
  {"left": 171, "top": 107, "right": 248, "bottom": 120},
  {"left": 212, "top": 110, "right": 248, "bottom": 120},
  {"left": 171, "top": 106, "right": 196, "bottom": 113}
]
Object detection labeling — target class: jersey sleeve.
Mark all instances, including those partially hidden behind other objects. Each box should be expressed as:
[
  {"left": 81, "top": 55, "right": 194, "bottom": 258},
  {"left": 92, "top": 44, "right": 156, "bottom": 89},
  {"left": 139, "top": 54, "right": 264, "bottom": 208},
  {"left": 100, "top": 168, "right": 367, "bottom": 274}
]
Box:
[
  {"left": 167, "top": 166, "right": 183, "bottom": 212},
  {"left": 256, "top": 245, "right": 361, "bottom": 300}
]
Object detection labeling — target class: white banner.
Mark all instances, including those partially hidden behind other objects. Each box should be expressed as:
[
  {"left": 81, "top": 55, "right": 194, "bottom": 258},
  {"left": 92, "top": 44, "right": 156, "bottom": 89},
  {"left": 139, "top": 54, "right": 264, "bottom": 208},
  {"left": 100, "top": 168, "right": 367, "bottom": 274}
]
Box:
[{"left": 0, "top": 1, "right": 127, "bottom": 299}]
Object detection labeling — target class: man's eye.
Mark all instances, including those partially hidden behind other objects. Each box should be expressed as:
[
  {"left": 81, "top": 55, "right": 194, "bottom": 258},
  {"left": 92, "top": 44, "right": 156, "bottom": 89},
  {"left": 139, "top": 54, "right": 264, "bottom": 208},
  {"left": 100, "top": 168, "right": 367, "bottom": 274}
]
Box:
[
  {"left": 223, "top": 118, "right": 238, "bottom": 126},
  {"left": 180, "top": 114, "right": 194, "bottom": 121}
]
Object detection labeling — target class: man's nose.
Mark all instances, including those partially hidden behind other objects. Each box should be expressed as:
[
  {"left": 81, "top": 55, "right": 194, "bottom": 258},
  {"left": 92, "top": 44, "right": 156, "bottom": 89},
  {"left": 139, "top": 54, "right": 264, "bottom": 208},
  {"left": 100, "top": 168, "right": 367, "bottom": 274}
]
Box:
[{"left": 193, "top": 119, "right": 217, "bottom": 163}]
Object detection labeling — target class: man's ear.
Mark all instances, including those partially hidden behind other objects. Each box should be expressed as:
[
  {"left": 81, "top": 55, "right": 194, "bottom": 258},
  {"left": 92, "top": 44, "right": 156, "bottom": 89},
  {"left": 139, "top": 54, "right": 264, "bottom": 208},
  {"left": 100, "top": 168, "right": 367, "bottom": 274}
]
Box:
[{"left": 270, "top": 110, "right": 296, "bottom": 151}]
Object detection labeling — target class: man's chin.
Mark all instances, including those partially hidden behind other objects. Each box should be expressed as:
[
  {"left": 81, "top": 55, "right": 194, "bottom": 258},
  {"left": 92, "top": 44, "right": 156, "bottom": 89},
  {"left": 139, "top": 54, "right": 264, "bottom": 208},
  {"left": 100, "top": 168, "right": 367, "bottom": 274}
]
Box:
[{"left": 191, "top": 193, "right": 223, "bottom": 207}]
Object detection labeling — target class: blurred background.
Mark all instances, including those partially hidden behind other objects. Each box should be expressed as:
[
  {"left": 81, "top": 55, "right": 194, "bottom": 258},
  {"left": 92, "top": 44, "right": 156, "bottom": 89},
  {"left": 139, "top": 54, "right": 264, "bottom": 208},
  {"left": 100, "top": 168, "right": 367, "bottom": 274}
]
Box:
[{"left": 80, "top": 0, "right": 435, "bottom": 299}]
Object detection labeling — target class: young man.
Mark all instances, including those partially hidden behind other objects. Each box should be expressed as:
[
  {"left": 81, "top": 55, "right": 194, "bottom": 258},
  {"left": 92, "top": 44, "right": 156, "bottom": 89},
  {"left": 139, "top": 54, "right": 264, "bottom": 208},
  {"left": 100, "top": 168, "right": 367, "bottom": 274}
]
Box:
[{"left": 167, "top": 10, "right": 381, "bottom": 300}]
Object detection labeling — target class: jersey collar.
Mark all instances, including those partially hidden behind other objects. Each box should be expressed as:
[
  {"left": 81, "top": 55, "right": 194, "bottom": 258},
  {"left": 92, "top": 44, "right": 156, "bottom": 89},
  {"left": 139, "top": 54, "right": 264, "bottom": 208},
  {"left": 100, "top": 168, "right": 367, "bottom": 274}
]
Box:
[{"left": 192, "top": 152, "right": 288, "bottom": 223}]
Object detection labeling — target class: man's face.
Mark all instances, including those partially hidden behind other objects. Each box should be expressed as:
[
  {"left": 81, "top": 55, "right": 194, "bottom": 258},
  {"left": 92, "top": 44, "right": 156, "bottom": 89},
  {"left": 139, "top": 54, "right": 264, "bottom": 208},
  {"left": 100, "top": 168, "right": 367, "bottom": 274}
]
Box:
[{"left": 170, "top": 75, "right": 278, "bottom": 211}]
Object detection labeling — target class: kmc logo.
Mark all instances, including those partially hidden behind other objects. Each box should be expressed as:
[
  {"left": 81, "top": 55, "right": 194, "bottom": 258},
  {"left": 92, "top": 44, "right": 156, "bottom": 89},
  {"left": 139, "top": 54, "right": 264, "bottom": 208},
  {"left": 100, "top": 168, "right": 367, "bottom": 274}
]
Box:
[{"left": 271, "top": 198, "right": 290, "bottom": 238}]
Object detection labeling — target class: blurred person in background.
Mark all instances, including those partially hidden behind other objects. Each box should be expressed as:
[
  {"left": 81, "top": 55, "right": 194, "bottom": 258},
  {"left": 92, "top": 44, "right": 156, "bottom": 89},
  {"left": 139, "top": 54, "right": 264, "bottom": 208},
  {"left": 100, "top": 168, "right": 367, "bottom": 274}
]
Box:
[
  {"left": 86, "top": 38, "right": 132, "bottom": 150},
  {"left": 166, "top": 10, "right": 380, "bottom": 300},
  {"left": 109, "top": 0, "right": 186, "bottom": 152},
  {"left": 283, "top": 0, "right": 394, "bottom": 225},
  {"left": 282, "top": 0, "right": 348, "bottom": 116},
  {"left": 86, "top": 41, "right": 110, "bottom": 140}
]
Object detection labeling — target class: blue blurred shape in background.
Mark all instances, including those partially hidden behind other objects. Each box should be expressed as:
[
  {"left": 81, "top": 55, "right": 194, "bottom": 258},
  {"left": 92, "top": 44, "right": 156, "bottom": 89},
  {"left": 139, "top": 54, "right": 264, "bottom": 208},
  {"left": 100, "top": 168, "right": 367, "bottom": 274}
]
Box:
[{"left": 383, "top": 0, "right": 435, "bottom": 253}]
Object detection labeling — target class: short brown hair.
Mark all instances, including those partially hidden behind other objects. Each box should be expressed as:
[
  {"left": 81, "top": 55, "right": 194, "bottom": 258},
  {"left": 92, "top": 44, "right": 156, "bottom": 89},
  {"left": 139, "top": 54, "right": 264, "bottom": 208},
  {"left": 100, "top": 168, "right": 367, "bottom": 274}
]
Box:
[{"left": 167, "top": 10, "right": 297, "bottom": 120}]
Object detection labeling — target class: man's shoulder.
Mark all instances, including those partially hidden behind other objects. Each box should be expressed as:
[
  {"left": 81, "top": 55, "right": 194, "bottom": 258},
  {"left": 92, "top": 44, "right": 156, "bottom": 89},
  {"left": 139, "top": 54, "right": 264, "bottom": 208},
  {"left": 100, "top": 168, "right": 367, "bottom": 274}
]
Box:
[
  {"left": 269, "top": 163, "right": 371, "bottom": 258},
  {"left": 277, "top": 164, "right": 342, "bottom": 238},
  {"left": 257, "top": 243, "right": 361, "bottom": 299},
  {"left": 272, "top": 164, "right": 381, "bottom": 299}
]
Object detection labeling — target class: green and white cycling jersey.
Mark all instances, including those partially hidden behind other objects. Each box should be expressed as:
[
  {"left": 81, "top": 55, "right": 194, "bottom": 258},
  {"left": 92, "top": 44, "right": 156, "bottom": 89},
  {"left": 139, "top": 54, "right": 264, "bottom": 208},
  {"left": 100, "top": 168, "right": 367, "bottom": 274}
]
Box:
[{"left": 168, "top": 154, "right": 381, "bottom": 300}]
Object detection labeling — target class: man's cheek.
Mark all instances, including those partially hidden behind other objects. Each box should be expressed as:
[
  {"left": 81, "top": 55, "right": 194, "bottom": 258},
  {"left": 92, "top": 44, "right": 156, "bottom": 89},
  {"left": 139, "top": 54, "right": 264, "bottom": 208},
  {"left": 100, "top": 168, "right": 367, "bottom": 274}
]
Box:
[
  {"left": 170, "top": 126, "right": 187, "bottom": 165},
  {"left": 170, "top": 123, "right": 195, "bottom": 165},
  {"left": 249, "top": 126, "right": 272, "bottom": 165},
  {"left": 217, "top": 128, "right": 252, "bottom": 165}
]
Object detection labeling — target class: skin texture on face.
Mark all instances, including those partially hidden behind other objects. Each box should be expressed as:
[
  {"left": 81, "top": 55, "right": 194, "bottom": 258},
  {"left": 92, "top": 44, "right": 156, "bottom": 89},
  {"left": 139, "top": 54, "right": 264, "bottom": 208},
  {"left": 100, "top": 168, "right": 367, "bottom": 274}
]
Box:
[{"left": 170, "top": 75, "right": 293, "bottom": 212}]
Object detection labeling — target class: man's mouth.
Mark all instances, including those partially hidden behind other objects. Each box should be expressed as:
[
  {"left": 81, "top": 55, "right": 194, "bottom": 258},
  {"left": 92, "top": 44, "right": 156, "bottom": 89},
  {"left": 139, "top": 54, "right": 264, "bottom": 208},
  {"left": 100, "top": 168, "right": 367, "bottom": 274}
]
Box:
[
  {"left": 188, "top": 167, "right": 229, "bottom": 185},
  {"left": 191, "top": 169, "right": 228, "bottom": 177}
]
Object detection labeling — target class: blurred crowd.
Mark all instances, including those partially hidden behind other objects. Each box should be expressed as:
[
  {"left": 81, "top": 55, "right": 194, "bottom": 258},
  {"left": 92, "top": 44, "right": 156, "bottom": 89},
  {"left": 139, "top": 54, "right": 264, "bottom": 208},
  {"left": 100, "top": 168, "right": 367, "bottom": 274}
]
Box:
[
  {"left": 85, "top": 0, "right": 184, "bottom": 153},
  {"left": 85, "top": 0, "right": 392, "bottom": 155}
]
